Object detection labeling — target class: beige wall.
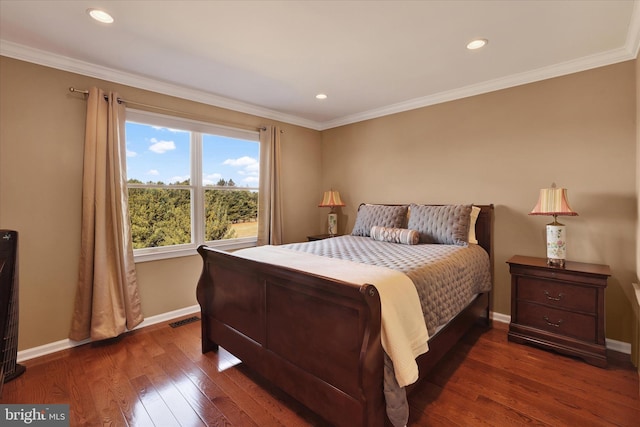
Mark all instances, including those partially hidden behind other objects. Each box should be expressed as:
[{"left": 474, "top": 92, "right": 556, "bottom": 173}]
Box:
[
  {"left": 0, "top": 56, "right": 323, "bottom": 350},
  {"left": 1, "top": 55, "right": 637, "bottom": 351},
  {"left": 322, "top": 61, "right": 637, "bottom": 344}
]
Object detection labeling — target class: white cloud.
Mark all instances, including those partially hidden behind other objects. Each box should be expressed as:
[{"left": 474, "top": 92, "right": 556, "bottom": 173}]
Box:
[
  {"left": 151, "top": 126, "right": 185, "bottom": 133},
  {"left": 169, "top": 175, "right": 189, "bottom": 183},
  {"left": 149, "top": 138, "right": 176, "bottom": 153},
  {"left": 223, "top": 156, "right": 259, "bottom": 180},
  {"left": 223, "top": 156, "right": 258, "bottom": 168},
  {"left": 203, "top": 172, "right": 226, "bottom": 186},
  {"left": 126, "top": 149, "right": 137, "bottom": 157},
  {"left": 206, "top": 172, "right": 222, "bottom": 179},
  {"left": 147, "top": 169, "right": 159, "bottom": 176}
]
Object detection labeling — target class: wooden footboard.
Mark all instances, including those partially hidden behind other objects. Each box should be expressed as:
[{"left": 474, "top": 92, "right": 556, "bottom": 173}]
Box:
[
  {"left": 196, "top": 247, "right": 386, "bottom": 426},
  {"left": 196, "top": 204, "right": 493, "bottom": 426}
]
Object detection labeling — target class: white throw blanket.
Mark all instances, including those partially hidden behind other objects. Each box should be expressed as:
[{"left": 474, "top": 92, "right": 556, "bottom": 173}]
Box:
[{"left": 233, "top": 245, "right": 429, "bottom": 387}]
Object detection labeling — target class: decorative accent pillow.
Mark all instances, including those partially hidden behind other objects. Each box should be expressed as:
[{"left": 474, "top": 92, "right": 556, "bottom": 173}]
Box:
[
  {"left": 370, "top": 226, "right": 419, "bottom": 245},
  {"left": 407, "top": 204, "right": 472, "bottom": 245},
  {"left": 468, "top": 205, "right": 481, "bottom": 244},
  {"left": 351, "top": 204, "right": 408, "bottom": 237}
]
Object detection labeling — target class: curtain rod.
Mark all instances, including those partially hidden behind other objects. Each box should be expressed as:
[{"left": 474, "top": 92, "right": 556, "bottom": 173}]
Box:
[{"left": 68, "top": 87, "right": 270, "bottom": 132}]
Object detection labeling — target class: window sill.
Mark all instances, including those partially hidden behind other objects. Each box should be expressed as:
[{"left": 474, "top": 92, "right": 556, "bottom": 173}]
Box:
[{"left": 133, "top": 238, "right": 257, "bottom": 263}]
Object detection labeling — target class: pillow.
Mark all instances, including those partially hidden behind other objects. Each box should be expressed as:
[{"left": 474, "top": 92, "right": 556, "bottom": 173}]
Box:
[
  {"left": 468, "top": 205, "right": 481, "bottom": 244},
  {"left": 407, "top": 204, "right": 472, "bottom": 245},
  {"left": 370, "top": 226, "right": 419, "bottom": 245},
  {"left": 351, "top": 204, "right": 408, "bottom": 237}
]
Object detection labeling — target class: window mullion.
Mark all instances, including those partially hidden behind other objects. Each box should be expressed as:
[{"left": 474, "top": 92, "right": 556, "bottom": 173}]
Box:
[{"left": 192, "top": 132, "right": 204, "bottom": 246}]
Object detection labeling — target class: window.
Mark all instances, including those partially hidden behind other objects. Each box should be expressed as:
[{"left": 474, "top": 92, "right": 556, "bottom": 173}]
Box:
[{"left": 125, "top": 109, "right": 260, "bottom": 262}]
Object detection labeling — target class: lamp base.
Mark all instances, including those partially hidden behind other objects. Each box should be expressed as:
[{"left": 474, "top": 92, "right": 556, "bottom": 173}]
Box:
[
  {"left": 546, "top": 221, "right": 566, "bottom": 268},
  {"left": 327, "top": 212, "right": 338, "bottom": 236},
  {"left": 547, "top": 257, "right": 565, "bottom": 268}
]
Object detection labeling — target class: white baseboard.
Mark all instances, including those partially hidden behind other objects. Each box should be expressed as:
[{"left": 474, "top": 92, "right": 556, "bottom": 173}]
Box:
[
  {"left": 17, "top": 304, "right": 200, "bottom": 363},
  {"left": 17, "top": 306, "right": 631, "bottom": 362},
  {"left": 490, "top": 311, "right": 631, "bottom": 355},
  {"left": 606, "top": 338, "right": 632, "bottom": 354},
  {"left": 490, "top": 311, "right": 511, "bottom": 325}
]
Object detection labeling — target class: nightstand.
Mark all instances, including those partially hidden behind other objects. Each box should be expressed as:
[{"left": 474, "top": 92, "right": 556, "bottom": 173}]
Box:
[
  {"left": 507, "top": 255, "right": 611, "bottom": 368},
  {"left": 307, "top": 234, "right": 341, "bottom": 241}
]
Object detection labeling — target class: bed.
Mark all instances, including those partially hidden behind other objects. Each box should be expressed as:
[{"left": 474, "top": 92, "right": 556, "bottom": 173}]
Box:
[{"left": 196, "top": 203, "right": 494, "bottom": 426}]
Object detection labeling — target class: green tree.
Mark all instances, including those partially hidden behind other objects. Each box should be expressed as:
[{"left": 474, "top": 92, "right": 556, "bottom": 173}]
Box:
[
  {"left": 205, "top": 197, "right": 236, "bottom": 240},
  {"left": 128, "top": 178, "right": 257, "bottom": 248}
]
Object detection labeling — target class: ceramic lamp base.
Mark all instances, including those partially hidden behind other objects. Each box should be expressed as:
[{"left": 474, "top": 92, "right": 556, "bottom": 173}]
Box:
[
  {"left": 546, "top": 222, "right": 566, "bottom": 268},
  {"left": 327, "top": 212, "right": 338, "bottom": 236}
]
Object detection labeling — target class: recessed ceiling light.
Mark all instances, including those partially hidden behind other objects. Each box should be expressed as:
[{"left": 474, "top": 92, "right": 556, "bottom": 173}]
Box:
[
  {"left": 87, "top": 8, "right": 114, "bottom": 24},
  {"left": 466, "top": 39, "right": 488, "bottom": 50},
  {"left": 315, "top": 93, "right": 328, "bottom": 100}
]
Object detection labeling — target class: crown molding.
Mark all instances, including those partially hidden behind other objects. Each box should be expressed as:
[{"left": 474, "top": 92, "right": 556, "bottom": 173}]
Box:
[
  {"left": 627, "top": 0, "right": 640, "bottom": 58},
  {"left": 319, "top": 44, "right": 637, "bottom": 130},
  {"left": 0, "top": 40, "right": 323, "bottom": 131},
  {"left": 321, "top": 2, "right": 640, "bottom": 130},
  {"left": 2, "top": 17, "right": 639, "bottom": 133}
]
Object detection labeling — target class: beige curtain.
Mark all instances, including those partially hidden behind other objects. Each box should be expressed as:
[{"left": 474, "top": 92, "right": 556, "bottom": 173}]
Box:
[
  {"left": 257, "top": 125, "right": 283, "bottom": 245},
  {"left": 69, "top": 87, "right": 143, "bottom": 342}
]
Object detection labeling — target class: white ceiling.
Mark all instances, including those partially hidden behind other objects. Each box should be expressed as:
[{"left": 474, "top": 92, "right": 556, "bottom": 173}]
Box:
[{"left": 1, "top": 1, "right": 639, "bottom": 130}]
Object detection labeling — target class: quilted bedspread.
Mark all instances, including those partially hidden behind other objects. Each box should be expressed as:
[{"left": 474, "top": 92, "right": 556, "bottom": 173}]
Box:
[
  {"left": 282, "top": 236, "right": 492, "bottom": 334},
  {"left": 281, "top": 235, "right": 492, "bottom": 426}
]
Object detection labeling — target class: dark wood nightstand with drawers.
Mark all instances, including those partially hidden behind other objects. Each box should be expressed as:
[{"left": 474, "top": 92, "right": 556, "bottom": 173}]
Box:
[{"left": 507, "top": 255, "right": 611, "bottom": 368}]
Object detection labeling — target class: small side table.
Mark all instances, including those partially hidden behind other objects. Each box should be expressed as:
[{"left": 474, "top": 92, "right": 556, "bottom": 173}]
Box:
[
  {"left": 307, "top": 234, "right": 341, "bottom": 241},
  {"left": 507, "top": 255, "right": 610, "bottom": 368}
]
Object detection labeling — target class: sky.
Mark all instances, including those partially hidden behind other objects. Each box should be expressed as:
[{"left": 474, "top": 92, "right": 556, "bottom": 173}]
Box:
[{"left": 125, "top": 122, "right": 259, "bottom": 187}]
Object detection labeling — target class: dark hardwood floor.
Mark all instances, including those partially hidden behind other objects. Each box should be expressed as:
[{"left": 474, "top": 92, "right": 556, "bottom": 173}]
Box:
[{"left": 2, "top": 317, "right": 638, "bottom": 426}]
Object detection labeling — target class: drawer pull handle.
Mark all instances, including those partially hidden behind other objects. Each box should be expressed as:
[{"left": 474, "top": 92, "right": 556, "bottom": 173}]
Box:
[
  {"left": 543, "top": 316, "right": 563, "bottom": 328},
  {"left": 544, "top": 290, "right": 564, "bottom": 301}
]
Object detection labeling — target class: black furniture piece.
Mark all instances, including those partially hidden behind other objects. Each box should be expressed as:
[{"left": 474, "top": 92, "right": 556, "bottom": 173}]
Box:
[{"left": 0, "top": 230, "right": 25, "bottom": 397}]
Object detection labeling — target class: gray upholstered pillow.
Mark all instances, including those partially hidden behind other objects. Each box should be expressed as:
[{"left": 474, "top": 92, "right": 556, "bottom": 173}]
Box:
[
  {"left": 370, "top": 226, "right": 419, "bottom": 245},
  {"left": 407, "top": 204, "right": 472, "bottom": 245},
  {"left": 351, "top": 204, "right": 408, "bottom": 237}
]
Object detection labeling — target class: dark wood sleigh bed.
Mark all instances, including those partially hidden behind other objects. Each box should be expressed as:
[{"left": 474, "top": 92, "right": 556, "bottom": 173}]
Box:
[{"left": 196, "top": 204, "right": 494, "bottom": 426}]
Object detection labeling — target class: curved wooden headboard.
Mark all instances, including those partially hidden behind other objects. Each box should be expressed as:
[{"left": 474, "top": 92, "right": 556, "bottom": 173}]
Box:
[{"left": 474, "top": 204, "right": 494, "bottom": 257}]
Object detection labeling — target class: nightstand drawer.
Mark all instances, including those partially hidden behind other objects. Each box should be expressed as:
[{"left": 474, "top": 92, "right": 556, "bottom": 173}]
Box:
[
  {"left": 516, "top": 277, "right": 597, "bottom": 313},
  {"left": 516, "top": 301, "right": 596, "bottom": 342}
]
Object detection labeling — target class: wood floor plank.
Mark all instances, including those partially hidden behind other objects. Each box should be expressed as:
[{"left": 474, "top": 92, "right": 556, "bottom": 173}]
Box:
[
  {"left": 81, "top": 343, "right": 156, "bottom": 427},
  {"left": 221, "top": 363, "right": 328, "bottom": 427},
  {"left": 3, "top": 317, "right": 638, "bottom": 427},
  {"left": 409, "top": 380, "right": 496, "bottom": 426},
  {"left": 129, "top": 374, "right": 181, "bottom": 427},
  {"left": 465, "top": 334, "right": 640, "bottom": 419},
  {"left": 154, "top": 350, "right": 229, "bottom": 426},
  {"left": 134, "top": 345, "right": 207, "bottom": 427},
  {"left": 161, "top": 341, "right": 258, "bottom": 427},
  {"left": 477, "top": 329, "right": 639, "bottom": 405},
  {"left": 62, "top": 353, "right": 103, "bottom": 427},
  {"left": 196, "top": 350, "right": 289, "bottom": 427}
]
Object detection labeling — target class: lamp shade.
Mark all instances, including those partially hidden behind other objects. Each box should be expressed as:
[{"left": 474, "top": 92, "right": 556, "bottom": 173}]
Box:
[
  {"left": 318, "top": 190, "right": 345, "bottom": 208},
  {"left": 529, "top": 187, "right": 578, "bottom": 217}
]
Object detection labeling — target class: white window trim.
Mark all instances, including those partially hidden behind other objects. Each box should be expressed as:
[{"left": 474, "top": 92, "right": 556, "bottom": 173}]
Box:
[{"left": 126, "top": 109, "right": 260, "bottom": 263}]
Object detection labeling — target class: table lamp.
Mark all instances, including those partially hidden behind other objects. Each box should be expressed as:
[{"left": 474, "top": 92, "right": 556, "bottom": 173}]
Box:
[
  {"left": 318, "top": 190, "right": 345, "bottom": 236},
  {"left": 529, "top": 183, "right": 578, "bottom": 267}
]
